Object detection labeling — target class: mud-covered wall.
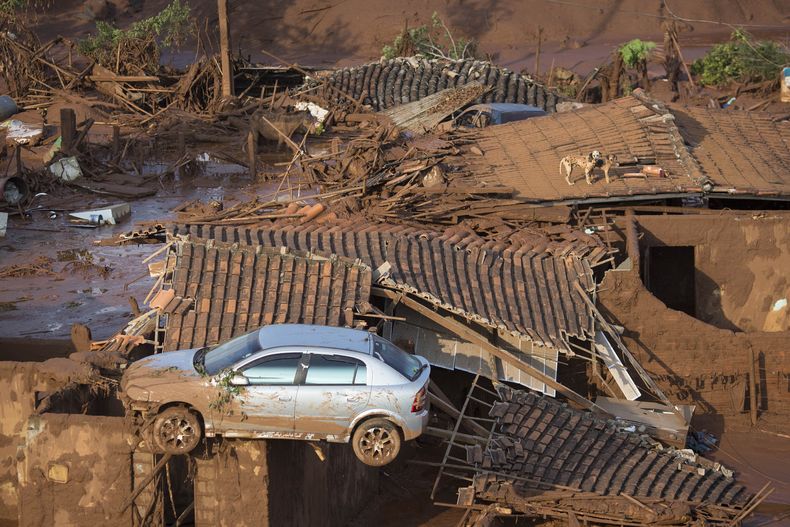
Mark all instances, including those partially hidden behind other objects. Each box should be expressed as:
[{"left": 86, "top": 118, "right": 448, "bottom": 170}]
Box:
[
  {"left": 17, "top": 414, "right": 132, "bottom": 526},
  {"left": 0, "top": 360, "right": 93, "bottom": 522},
  {"left": 598, "top": 268, "right": 789, "bottom": 434},
  {"left": 636, "top": 215, "right": 790, "bottom": 333},
  {"left": 268, "top": 440, "right": 379, "bottom": 527},
  {"left": 194, "top": 440, "right": 269, "bottom": 526}
]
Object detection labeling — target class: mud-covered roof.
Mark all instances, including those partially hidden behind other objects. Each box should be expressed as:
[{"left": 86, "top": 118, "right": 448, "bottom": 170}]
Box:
[
  {"left": 671, "top": 105, "right": 790, "bottom": 198},
  {"left": 467, "top": 92, "right": 790, "bottom": 203},
  {"left": 169, "top": 222, "right": 597, "bottom": 349},
  {"left": 159, "top": 241, "right": 371, "bottom": 351},
  {"left": 467, "top": 93, "right": 703, "bottom": 203}
]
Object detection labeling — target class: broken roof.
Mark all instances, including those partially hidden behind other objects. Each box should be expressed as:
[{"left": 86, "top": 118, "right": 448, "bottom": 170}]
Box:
[
  {"left": 322, "top": 57, "right": 565, "bottom": 112},
  {"left": 159, "top": 241, "right": 371, "bottom": 351},
  {"left": 169, "top": 222, "right": 596, "bottom": 350},
  {"left": 467, "top": 91, "right": 790, "bottom": 204}
]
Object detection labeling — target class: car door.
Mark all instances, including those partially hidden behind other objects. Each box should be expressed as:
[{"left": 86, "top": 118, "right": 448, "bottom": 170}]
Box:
[
  {"left": 227, "top": 352, "right": 305, "bottom": 437},
  {"left": 293, "top": 353, "right": 371, "bottom": 440}
]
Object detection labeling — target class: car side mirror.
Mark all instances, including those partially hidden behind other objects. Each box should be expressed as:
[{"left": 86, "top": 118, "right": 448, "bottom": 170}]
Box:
[{"left": 229, "top": 374, "right": 249, "bottom": 386}]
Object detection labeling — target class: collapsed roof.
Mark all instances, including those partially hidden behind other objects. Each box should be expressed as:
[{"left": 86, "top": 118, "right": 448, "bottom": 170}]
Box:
[
  {"left": 169, "top": 221, "right": 597, "bottom": 349},
  {"left": 320, "top": 57, "right": 565, "bottom": 112}
]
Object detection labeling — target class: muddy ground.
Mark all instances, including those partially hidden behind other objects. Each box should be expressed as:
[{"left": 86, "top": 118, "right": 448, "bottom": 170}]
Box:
[{"left": 29, "top": 0, "right": 790, "bottom": 73}]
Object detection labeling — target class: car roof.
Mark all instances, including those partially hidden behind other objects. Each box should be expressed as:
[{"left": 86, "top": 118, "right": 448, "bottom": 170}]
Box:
[{"left": 257, "top": 324, "right": 373, "bottom": 354}]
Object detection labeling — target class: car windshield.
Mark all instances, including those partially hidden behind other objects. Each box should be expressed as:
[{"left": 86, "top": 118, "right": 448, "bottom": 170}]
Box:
[
  {"left": 202, "top": 330, "right": 260, "bottom": 375},
  {"left": 372, "top": 337, "right": 424, "bottom": 381}
]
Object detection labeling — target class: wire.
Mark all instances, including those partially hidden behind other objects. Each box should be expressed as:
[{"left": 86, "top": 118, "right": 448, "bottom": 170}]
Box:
[{"left": 538, "top": 0, "right": 789, "bottom": 30}]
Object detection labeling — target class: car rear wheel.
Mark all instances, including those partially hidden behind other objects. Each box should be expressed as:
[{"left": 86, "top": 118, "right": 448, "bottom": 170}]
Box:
[
  {"left": 352, "top": 418, "right": 401, "bottom": 467},
  {"left": 152, "top": 406, "right": 201, "bottom": 455}
]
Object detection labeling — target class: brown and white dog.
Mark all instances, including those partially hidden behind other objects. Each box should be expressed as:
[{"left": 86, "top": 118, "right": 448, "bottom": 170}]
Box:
[{"left": 560, "top": 151, "right": 618, "bottom": 185}]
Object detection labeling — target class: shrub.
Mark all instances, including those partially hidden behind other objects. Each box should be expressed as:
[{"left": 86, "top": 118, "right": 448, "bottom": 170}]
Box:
[
  {"left": 619, "top": 39, "right": 656, "bottom": 69},
  {"left": 691, "top": 29, "right": 790, "bottom": 86},
  {"left": 78, "top": 0, "right": 192, "bottom": 73},
  {"left": 382, "top": 12, "right": 476, "bottom": 60}
]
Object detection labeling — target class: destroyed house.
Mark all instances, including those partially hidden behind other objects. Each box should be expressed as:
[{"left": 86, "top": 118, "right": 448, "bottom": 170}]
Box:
[{"left": 162, "top": 222, "right": 605, "bottom": 395}]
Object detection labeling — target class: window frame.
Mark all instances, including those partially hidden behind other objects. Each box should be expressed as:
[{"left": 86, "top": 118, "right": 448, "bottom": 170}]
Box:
[
  {"left": 302, "top": 353, "right": 368, "bottom": 386},
  {"left": 238, "top": 352, "right": 306, "bottom": 386}
]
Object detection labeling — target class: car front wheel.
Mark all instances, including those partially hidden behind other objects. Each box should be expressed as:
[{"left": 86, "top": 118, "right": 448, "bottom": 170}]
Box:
[
  {"left": 352, "top": 418, "right": 401, "bottom": 467},
  {"left": 152, "top": 406, "right": 202, "bottom": 455}
]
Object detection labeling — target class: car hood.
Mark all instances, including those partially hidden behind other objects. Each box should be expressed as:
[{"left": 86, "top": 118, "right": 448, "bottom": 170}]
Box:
[{"left": 121, "top": 349, "right": 203, "bottom": 401}]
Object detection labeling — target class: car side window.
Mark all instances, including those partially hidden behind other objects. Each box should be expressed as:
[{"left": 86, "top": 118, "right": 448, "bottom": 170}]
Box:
[
  {"left": 305, "top": 355, "right": 367, "bottom": 386},
  {"left": 242, "top": 353, "right": 302, "bottom": 385}
]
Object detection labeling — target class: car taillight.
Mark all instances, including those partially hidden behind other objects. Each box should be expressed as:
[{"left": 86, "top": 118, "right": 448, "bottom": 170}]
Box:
[{"left": 411, "top": 386, "right": 427, "bottom": 413}]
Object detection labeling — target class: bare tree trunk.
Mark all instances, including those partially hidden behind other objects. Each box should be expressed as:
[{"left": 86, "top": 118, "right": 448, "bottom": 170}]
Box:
[
  {"left": 218, "top": 0, "right": 234, "bottom": 98},
  {"left": 609, "top": 52, "right": 623, "bottom": 99}
]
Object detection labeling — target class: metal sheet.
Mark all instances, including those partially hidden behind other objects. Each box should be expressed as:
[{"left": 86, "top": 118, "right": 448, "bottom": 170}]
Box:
[{"left": 594, "top": 330, "right": 641, "bottom": 401}]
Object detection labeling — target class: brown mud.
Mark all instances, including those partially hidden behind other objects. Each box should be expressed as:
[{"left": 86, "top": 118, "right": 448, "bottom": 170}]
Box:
[{"left": 25, "top": 0, "right": 790, "bottom": 73}]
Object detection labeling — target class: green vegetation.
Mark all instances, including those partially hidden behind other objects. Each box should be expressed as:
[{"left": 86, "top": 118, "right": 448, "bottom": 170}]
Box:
[
  {"left": 0, "top": 0, "right": 48, "bottom": 20},
  {"left": 208, "top": 369, "right": 245, "bottom": 414},
  {"left": 691, "top": 29, "right": 790, "bottom": 86},
  {"left": 382, "top": 12, "right": 476, "bottom": 60},
  {"left": 78, "top": 0, "right": 192, "bottom": 73},
  {"left": 619, "top": 39, "right": 656, "bottom": 69},
  {"left": 0, "top": 0, "right": 27, "bottom": 14}
]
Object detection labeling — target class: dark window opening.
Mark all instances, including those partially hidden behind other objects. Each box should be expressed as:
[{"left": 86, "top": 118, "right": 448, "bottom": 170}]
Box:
[{"left": 644, "top": 246, "right": 696, "bottom": 316}]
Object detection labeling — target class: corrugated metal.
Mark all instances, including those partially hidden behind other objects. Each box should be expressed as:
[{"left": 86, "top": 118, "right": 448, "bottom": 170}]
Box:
[
  {"left": 160, "top": 241, "right": 371, "bottom": 351},
  {"left": 169, "top": 222, "right": 596, "bottom": 350}
]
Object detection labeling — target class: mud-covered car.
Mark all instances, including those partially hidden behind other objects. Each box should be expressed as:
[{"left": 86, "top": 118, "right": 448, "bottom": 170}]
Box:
[{"left": 120, "top": 324, "right": 430, "bottom": 466}]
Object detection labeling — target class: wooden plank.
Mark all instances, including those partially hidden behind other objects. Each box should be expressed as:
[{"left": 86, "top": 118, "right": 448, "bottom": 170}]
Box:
[
  {"left": 572, "top": 281, "right": 674, "bottom": 410},
  {"left": 372, "top": 287, "right": 608, "bottom": 416}
]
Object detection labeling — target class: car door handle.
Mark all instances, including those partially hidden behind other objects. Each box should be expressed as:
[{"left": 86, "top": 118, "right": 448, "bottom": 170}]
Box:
[{"left": 279, "top": 396, "right": 293, "bottom": 402}]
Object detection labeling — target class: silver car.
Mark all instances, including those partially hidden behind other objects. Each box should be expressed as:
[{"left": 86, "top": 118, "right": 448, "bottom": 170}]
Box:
[{"left": 121, "top": 324, "right": 431, "bottom": 466}]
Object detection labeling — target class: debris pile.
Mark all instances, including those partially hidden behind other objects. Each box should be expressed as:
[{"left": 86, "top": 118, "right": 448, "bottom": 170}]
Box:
[{"left": 459, "top": 388, "right": 754, "bottom": 526}]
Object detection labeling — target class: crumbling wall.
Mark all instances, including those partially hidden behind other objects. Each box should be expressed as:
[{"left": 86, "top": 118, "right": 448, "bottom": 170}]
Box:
[
  {"left": 637, "top": 215, "right": 790, "bottom": 333},
  {"left": 0, "top": 360, "right": 93, "bottom": 522},
  {"left": 268, "top": 440, "right": 379, "bottom": 527},
  {"left": 194, "top": 440, "right": 269, "bottom": 526},
  {"left": 598, "top": 269, "right": 789, "bottom": 433},
  {"left": 16, "top": 414, "right": 132, "bottom": 526}
]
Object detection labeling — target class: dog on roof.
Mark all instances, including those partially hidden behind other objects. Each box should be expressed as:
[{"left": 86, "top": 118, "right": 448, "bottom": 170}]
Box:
[{"left": 560, "top": 150, "right": 618, "bottom": 185}]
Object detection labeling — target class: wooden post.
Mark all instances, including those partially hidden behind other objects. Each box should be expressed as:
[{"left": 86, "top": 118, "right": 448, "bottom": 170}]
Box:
[
  {"left": 217, "top": 0, "right": 234, "bottom": 98},
  {"left": 749, "top": 346, "right": 758, "bottom": 425},
  {"left": 625, "top": 208, "right": 641, "bottom": 275},
  {"left": 60, "top": 108, "right": 76, "bottom": 155},
  {"left": 111, "top": 125, "right": 120, "bottom": 159},
  {"left": 15, "top": 145, "right": 22, "bottom": 175},
  {"left": 246, "top": 130, "right": 256, "bottom": 178},
  {"left": 534, "top": 26, "right": 544, "bottom": 77}
]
